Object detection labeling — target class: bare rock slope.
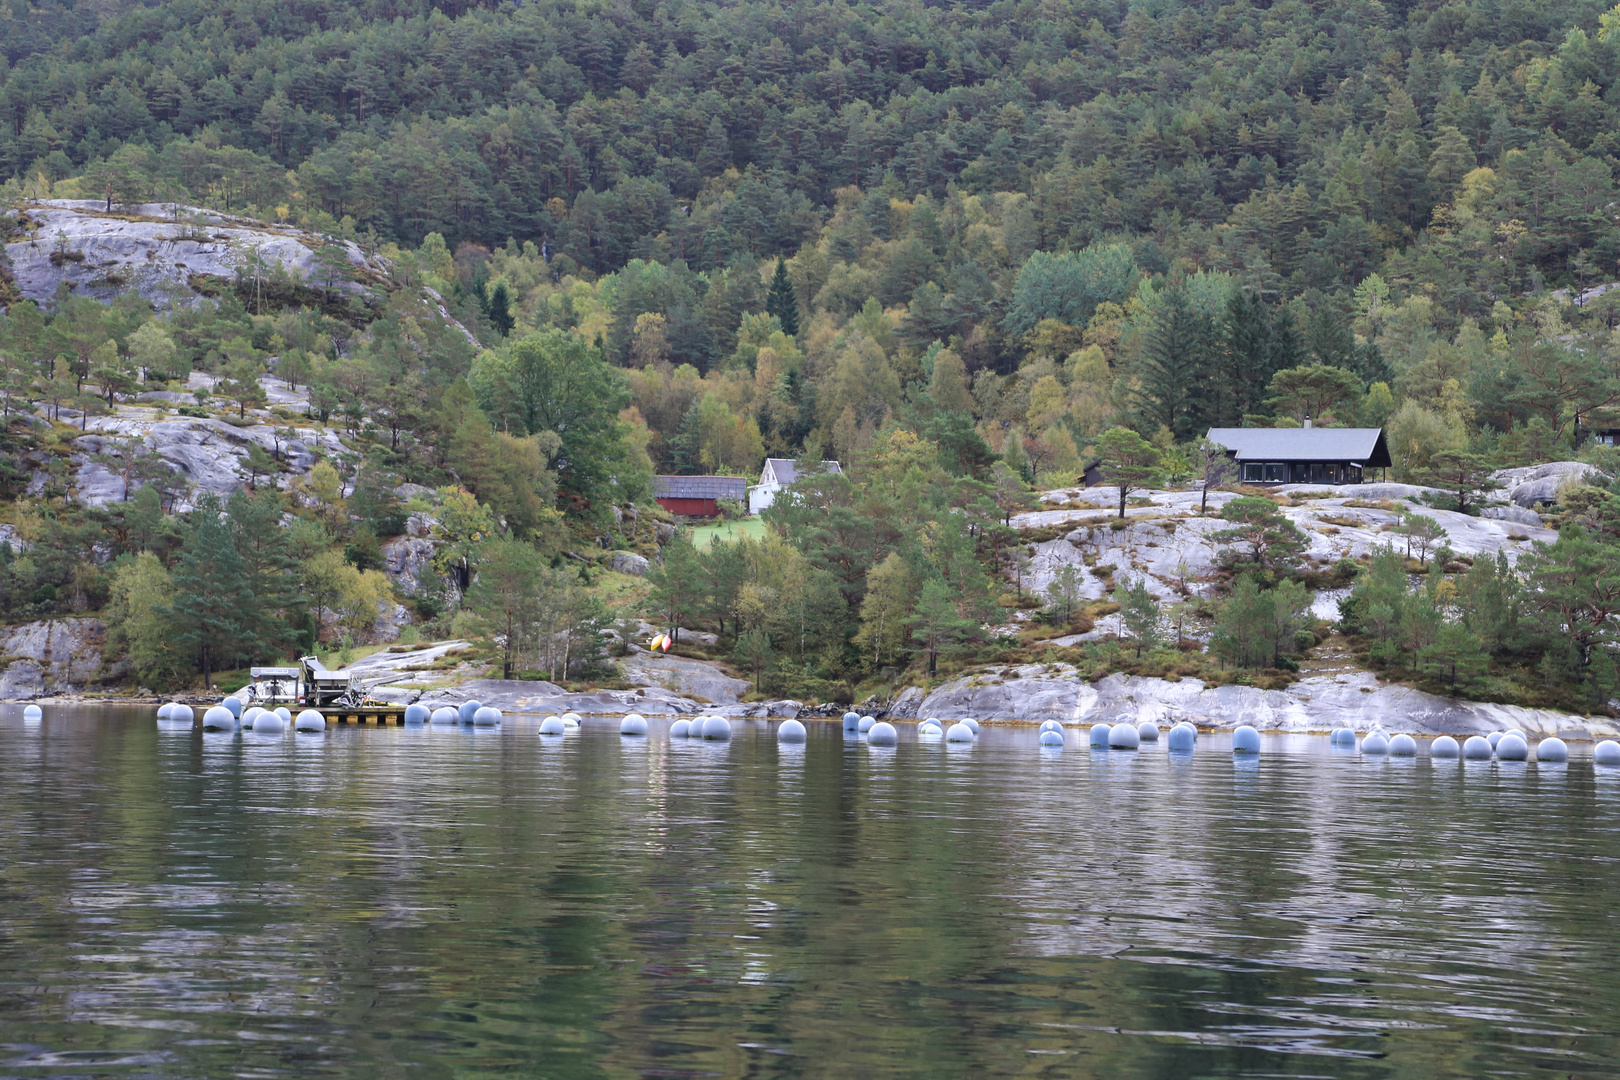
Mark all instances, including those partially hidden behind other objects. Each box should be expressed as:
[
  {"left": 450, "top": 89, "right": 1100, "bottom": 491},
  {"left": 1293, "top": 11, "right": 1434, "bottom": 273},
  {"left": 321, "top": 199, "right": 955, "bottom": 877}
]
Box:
[{"left": 6, "top": 200, "right": 379, "bottom": 308}]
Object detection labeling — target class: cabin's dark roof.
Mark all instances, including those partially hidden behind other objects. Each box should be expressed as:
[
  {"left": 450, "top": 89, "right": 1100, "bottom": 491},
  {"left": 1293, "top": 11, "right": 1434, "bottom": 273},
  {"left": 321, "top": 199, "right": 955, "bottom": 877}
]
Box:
[
  {"left": 763, "top": 458, "right": 843, "bottom": 485},
  {"left": 1205, "top": 428, "right": 1392, "bottom": 468},
  {"left": 654, "top": 475, "right": 748, "bottom": 500}
]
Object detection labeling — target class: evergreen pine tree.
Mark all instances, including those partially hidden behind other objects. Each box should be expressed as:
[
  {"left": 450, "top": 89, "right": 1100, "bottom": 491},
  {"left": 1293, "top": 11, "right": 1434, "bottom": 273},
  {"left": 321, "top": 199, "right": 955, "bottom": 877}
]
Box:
[
  {"left": 165, "top": 494, "right": 259, "bottom": 689},
  {"left": 487, "top": 282, "right": 515, "bottom": 337},
  {"left": 1221, "top": 290, "right": 1273, "bottom": 423},
  {"left": 1134, "top": 282, "right": 1215, "bottom": 441},
  {"left": 765, "top": 257, "right": 800, "bottom": 337}
]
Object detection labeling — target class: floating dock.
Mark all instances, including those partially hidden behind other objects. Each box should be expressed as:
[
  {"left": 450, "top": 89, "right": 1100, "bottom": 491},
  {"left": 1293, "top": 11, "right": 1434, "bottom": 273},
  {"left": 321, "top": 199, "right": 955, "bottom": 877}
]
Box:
[
  {"left": 319, "top": 706, "right": 407, "bottom": 725},
  {"left": 188, "top": 705, "right": 408, "bottom": 726}
]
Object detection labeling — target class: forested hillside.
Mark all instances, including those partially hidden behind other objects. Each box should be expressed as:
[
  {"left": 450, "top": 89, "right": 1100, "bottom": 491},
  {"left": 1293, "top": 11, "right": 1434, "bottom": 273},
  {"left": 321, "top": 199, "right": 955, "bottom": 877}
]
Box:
[{"left": 6, "top": 0, "right": 1620, "bottom": 709}]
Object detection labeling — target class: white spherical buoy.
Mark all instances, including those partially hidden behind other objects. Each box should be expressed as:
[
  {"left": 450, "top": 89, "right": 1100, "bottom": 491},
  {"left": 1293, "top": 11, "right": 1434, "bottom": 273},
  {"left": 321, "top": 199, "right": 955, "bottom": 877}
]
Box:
[
  {"left": 474, "top": 706, "right": 502, "bottom": 726},
  {"left": 1108, "top": 723, "right": 1140, "bottom": 749},
  {"left": 701, "top": 716, "right": 732, "bottom": 741},
  {"left": 946, "top": 723, "right": 975, "bottom": 742},
  {"left": 430, "top": 707, "right": 459, "bottom": 725},
  {"left": 919, "top": 718, "right": 944, "bottom": 731},
  {"left": 669, "top": 718, "right": 693, "bottom": 738},
  {"left": 457, "top": 700, "right": 481, "bottom": 724},
  {"left": 538, "top": 716, "right": 566, "bottom": 735},
  {"left": 868, "top": 721, "right": 898, "bottom": 745},
  {"left": 404, "top": 704, "right": 430, "bottom": 724},
  {"left": 220, "top": 697, "right": 243, "bottom": 718},
  {"left": 858, "top": 715, "right": 876, "bottom": 733},
  {"left": 1388, "top": 733, "right": 1417, "bottom": 757},
  {"left": 201, "top": 705, "right": 236, "bottom": 730},
  {"left": 1232, "top": 725, "right": 1261, "bottom": 754},
  {"left": 918, "top": 723, "right": 943, "bottom": 739},
  {"left": 1330, "top": 728, "right": 1356, "bottom": 746},
  {"left": 295, "top": 709, "right": 326, "bottom": 732},
  {"left": 157, "top": 703, "right": 174, "bottom": 720},
  {"left": 1596, "top": 740, "right": 1620, "bottom": 766},
  {"left": 1536, "top": 737, "right": 1569, "bottom": 763},
  {"left": 1166, "top": 724, "right": 1196, "bottom": 752},
  {"left": 1137, "top": 722, "right": 1160, "bottom": 742},
  {"left": 777, "top": 719, "right": 807, "bottom": 743},
  {"left": 1361, "top": 733, "right": 1389, "bottom": 755},
  {"left": 561, "top": 712, "right": 582, "bottom": 729},
  {"left": 1431, "top": 735, "right": 1461, "bottom": 758},
  {"left": 254, "top": 710, "right": 286, "bottom": 734},
  {"left": 274, "top": 707, "right": 291, "bottom": 723},
  {"left": 1038, "top": 720, "right": 1063, "bottom": 734},
  {"left": 619, "top": 713, "right": 648, "bottom": 735},
  {"left": 1038, "top": 729, "right": 1065, "bottom": 747},
  {"left": 961, "top": 718, "right": 981, "bottom": 735},
  {"left": 241, "top": 706, "right": 264, "bottom": 729},
  {"left": 1497, "top": 734, "right": 1529, "bottom": 761},
  {"left": 1089, "top": 723, "right": 1111, "bottom": 747},
  {"left": 1463, "top": 735, "right": 1493, "bottom": 759},
  {"left": 843, "top": 711, "right": 860, "bottom": 730},
  {"left": 23, "top": 703, "right": 43, "bottom": 721},
  {"left": 171, "top": 704, "right": 193, "bottom": 723},
  {"left": 1487, "top": 731, "right": 1504, "bottom": 749}
]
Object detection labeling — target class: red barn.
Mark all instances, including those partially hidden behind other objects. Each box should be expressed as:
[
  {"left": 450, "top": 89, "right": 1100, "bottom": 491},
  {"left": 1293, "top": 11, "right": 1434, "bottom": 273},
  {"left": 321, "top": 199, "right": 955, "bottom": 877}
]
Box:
[{"left": 654, "top": 475, "right": 748, "bottom": 518}]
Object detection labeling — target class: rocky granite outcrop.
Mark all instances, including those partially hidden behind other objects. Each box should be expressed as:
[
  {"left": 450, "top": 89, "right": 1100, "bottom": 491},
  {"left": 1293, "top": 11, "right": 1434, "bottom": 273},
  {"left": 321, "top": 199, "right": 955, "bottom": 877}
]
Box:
[
  {"left": 1015, "top": 486, "right": 1555, "bottom": 607},
  {"left": 1491, "top": 461, "right": 1600, "bottom": 508},
  {"left": 0, "top": 618, "right": 115, "bottom": 698},
  {"left": 5, "top": 200, "right": 379, "bottom": 308},
  {"left": 885, "top": 666, "right": 1617, "bottom": 738},
  {"left": 72, "top": 411, "right": 344, "bottom": 508}
]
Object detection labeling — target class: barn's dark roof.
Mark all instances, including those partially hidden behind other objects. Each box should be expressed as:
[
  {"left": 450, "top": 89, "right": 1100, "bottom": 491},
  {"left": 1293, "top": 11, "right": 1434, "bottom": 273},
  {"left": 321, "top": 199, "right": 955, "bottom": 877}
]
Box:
[
  {"left": 1206, "top": 428, "right": 1392, "bottom": 468},
  {"left": 654, "top": 475, "right": 748, "bottom": 500}
]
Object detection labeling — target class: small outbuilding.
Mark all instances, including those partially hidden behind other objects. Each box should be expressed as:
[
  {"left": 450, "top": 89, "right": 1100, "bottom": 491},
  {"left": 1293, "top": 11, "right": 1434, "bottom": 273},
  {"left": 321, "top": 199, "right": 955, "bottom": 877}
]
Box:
[
  {"left": 1205, "top": 426, "right": 1391, "bottom": 485},
  {"left": 653, "top": 475, "right": 748, "bottom": 517},
  {"left": 748, "top": 458, "right": 843, "bottom": 514}
]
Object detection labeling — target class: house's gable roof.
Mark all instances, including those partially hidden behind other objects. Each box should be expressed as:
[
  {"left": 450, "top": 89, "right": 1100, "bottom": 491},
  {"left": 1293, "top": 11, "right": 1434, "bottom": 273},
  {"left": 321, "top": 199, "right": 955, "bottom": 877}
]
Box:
[
  {"left": 654, "top": 475, "right": 748, "bottom": 500},
  {"left": 1205, "top": 428, "right": 1392, "bottom": 468},
  {"left": 762, "top": 458, "right": 843, "bottom": 486}
]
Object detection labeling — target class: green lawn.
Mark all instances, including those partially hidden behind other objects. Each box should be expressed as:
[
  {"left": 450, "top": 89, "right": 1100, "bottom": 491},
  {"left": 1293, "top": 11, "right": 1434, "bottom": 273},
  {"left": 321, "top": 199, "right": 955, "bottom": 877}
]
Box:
[{"left": 690, "top": 517, "right": 767, "bottom": 549}]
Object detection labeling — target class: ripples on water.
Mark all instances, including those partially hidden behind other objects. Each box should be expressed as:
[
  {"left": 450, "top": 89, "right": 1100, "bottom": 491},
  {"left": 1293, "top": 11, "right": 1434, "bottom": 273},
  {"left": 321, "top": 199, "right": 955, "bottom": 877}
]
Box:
[{"left": 2, "top": 708, "right": 1619, "bottom": 1078}]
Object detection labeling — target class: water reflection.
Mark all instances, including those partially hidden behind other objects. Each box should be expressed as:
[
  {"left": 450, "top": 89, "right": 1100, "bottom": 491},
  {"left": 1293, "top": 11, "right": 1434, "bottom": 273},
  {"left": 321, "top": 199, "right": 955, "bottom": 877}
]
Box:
[{"left": 2, "top": 708, "right": 1619, "bottom": 1077}]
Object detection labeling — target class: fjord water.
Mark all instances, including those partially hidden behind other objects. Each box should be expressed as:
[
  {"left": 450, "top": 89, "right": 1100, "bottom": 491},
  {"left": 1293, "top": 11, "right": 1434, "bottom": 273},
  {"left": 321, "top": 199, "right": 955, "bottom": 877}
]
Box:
[{"left": 3, "top": 708, "right": 1619, "bottom": 1078}]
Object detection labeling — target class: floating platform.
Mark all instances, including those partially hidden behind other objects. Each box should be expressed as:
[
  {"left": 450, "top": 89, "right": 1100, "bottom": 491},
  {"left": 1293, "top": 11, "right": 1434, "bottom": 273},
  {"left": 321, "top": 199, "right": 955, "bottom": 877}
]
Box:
[
  {"left": 191, "top": 705, "right": 408, "bottom": 726},
  {"left": 318, "top": 706, "right": 407, "bottom": 725}
]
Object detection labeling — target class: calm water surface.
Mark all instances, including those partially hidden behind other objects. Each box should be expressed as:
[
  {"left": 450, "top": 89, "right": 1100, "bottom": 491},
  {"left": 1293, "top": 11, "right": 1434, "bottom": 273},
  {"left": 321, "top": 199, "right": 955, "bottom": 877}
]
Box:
[{"left": 2, "top": 706, "right": 1619, "bottom": 1079}]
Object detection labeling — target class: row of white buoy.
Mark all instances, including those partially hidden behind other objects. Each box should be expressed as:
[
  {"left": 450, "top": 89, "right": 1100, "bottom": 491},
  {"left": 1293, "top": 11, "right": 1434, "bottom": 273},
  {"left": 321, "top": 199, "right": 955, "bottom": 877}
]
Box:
[
  {"left": 1079, "top": 718, "right": 1214, "bottom": 751},
  {"left": 668, "top": 715, "right": 733, "bottom": 740},
  {"left": 157, "top": 695, "right": 506, "bottom": 733},
  {"left": 143, "top": 699, "right": 1620, "bottom": 768},
  {"left": 1333, "top": 725, "right": 1600, "bottom": 763},
  {"left": 538, "top": 711, "right": 582, "bottom": 734}
]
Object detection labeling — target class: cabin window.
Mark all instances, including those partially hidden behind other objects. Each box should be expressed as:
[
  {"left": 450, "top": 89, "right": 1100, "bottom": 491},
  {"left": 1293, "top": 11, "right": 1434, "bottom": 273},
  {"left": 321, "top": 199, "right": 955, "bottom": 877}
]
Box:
[
  {"left": 1242, "top": 463, "right": 1263, "bottom": 482},
  {"left": 1263, "top": 462, "right": 1287, "bottom": 483}
]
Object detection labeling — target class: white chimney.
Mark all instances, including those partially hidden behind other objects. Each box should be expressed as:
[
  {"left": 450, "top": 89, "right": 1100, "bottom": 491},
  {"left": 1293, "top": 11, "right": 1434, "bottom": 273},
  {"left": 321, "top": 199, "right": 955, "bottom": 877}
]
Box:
[{"left": 1303, "top": 416, "right": 1313, "bottom": 429}]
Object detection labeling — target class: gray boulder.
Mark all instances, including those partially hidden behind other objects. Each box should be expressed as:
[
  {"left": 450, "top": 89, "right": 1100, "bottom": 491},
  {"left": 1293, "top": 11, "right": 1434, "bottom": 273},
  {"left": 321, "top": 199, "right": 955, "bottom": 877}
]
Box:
[
  {"left": 607, "top": 551, "right": 651, "bottom": 576},
  {"left": 617, "top": 649, "right": 749, "bottom": 704},
  {"left": 1480, "top": 504, "right": 1542, "bottom": 527},
  {"left": 1492, "top": 461, "right": 1601, "bottom": 508}
]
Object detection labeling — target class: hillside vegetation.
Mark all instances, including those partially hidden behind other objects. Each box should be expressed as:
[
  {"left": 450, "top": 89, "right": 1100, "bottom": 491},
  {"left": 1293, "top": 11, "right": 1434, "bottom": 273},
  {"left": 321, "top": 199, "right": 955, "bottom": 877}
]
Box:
[{"left": 5, "top": 0, "right": 1620, "bottom": 709}]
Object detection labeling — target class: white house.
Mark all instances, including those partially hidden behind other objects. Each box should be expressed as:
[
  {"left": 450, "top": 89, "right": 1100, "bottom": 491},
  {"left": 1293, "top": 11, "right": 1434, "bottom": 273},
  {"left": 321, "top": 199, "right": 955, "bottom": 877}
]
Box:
[{"left": 748, "top": 458, "right": 843, "bottom": 514}]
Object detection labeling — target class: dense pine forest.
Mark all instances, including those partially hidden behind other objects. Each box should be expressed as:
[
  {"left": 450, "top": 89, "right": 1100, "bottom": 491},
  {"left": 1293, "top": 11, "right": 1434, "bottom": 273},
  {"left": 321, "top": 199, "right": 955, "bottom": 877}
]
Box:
[{"left": 5, "top": 0, "right": 1620, "bottom": 710}]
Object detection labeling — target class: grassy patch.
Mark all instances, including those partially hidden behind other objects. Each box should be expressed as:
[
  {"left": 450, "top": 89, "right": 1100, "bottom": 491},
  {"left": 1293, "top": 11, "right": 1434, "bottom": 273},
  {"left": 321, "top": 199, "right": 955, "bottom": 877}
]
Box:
[{"left": 690, "top": 517, "right": 766, "bottom": 549}]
